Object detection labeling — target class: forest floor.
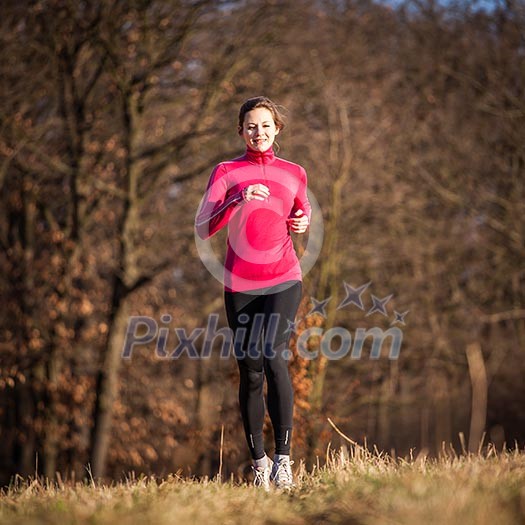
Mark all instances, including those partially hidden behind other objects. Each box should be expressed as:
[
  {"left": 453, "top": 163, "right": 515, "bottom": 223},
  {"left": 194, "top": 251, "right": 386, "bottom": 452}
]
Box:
[{"left": 1, "top": 444, "right": 524, "bottom": 525}]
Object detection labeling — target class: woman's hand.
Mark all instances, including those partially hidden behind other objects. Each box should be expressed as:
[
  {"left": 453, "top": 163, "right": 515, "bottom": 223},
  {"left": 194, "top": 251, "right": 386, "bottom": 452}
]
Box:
[
  {"left": 287, "top": 209, "right": 309, "bottom": 234},
  {"left": 242, "top": 184, "right": 270, "bottom": 202}
]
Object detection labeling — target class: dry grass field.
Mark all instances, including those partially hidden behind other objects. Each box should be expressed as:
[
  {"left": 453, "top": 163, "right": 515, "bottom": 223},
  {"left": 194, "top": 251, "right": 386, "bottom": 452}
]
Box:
[{"left": 1, "top": 443, "right": 524, "bottom": 525}]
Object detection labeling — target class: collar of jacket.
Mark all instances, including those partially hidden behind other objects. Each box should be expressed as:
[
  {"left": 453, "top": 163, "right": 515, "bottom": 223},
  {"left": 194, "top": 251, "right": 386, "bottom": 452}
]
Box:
[{"left": 243, "top": 146, "right": 276, "bottom": 165}]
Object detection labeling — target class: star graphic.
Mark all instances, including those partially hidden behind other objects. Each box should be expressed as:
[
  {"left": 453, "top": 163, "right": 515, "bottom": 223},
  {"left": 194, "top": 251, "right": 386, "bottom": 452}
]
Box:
[
  {"left": 391, "top": 310, "right": 409, "bottom": 326},
  {"left": 366, "top": 294, "right": 393, "bottom": 317},
  {"left": 307, "top": 296, "right": 332, "bottom": 318},
  {"left": 284, "top": 318, "right": 300, "bottom": 334},
  {"left": 337, "top": 281, "right": 372, "bottom": 310}
]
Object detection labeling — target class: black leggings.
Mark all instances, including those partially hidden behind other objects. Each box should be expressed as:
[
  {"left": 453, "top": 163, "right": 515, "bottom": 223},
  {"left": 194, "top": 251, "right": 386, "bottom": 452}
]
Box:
[{"left": 224, "top": 280, "right": 302, "bottom": 459}]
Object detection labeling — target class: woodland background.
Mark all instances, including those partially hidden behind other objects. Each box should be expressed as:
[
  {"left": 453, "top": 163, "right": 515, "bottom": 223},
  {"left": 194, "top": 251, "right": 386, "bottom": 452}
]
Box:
[{"left": 0, "top": 0, "right": 524, "bottom": 485}]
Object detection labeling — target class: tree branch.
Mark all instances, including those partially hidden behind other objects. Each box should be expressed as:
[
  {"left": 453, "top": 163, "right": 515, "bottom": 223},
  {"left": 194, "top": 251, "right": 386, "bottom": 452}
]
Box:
[{"left": 480, "top": 309, "right": 525, "bottom": 324}]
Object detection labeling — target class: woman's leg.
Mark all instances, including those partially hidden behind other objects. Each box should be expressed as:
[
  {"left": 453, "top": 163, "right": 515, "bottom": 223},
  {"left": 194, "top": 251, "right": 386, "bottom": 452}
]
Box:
[
  {"left": 224, "top": 291, "right": 267, "bottom": 460},
  {"left": 262, "top": 281, "right": 302, "bottom": 455}
]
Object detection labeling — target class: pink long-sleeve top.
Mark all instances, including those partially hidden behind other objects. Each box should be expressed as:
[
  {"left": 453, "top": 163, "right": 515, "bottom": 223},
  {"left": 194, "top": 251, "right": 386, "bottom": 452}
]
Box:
[{"left": 195, "top": 147, "right": 311, "bottom": 293}]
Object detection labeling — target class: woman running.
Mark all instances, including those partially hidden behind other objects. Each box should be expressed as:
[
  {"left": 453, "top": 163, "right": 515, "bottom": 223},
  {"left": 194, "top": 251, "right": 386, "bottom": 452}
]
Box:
[{"left": 195, "top": 96, "right": 311, "bottom": 490}]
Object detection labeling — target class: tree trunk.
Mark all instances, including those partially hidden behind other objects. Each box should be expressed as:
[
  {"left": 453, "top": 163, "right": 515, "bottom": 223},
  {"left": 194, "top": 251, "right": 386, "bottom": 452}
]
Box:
[
  {"left": 433, "top": 373, "right": 452, "bottom": 454},
  {"left": 307, "top": 100, "right": 352, "bottom": 462},
  {"left": 90, "top": 303, "right": 129, "bottom": 478},
  {"left": 90, "top": 87, "right": 140, "bottom": 479},
  {"left": 466, "top": 342, "right": 487, "bottom": 453}
]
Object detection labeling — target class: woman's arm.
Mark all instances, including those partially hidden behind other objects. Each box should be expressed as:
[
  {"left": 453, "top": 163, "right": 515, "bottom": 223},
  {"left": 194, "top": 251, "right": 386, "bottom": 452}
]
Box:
[
  {"left": 195, "top": 164, "right": 243, "bottom": 240},
  {"left": 289, "top": 166, "right": 311, "bottom": 232}
]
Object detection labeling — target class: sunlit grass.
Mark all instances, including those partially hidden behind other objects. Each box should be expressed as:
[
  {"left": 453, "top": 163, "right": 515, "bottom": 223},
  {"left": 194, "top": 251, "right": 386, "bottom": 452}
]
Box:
[{"left": 1, "top": 442, "right": 524, "bottom": 525}]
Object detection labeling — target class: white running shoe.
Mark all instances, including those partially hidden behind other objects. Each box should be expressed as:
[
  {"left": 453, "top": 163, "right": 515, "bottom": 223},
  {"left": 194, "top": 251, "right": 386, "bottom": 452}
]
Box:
[
  {"left": 252, "top": 462, "right": 271, "bottom": 491},
  {"left": 270, "top": 456, "right": 294, "bottom": 489}
]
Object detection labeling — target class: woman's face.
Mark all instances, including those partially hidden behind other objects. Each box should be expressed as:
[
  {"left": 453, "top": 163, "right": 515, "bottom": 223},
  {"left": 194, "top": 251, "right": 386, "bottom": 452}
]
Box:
[{"left": 240, "top": 107, "right": 279, "bottom": 152}]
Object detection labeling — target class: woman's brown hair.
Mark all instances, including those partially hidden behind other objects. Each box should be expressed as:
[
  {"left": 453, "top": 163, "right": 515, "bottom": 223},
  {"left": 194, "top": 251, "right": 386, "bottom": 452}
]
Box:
[{"left": 237, "top": 96, "right": 286, "bottom": 134}]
